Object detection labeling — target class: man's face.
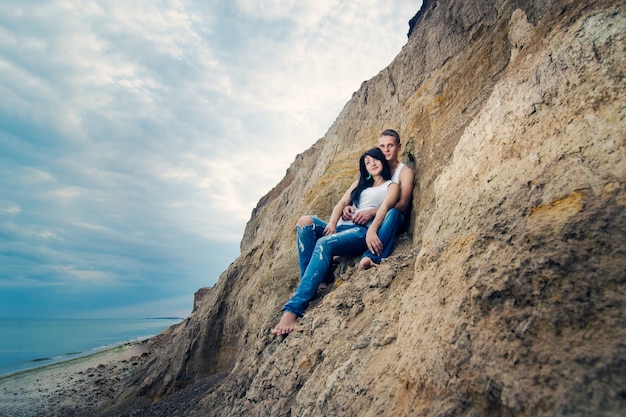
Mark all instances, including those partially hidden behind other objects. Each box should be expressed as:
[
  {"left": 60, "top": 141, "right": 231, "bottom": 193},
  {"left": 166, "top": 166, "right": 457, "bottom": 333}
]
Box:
[{"left": 378, "top": 135, "right": 400, "bottom": 162}]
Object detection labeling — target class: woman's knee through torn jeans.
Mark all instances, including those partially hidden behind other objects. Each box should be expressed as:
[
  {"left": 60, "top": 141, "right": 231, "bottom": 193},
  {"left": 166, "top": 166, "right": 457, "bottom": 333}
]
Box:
[{"left": 284, "top": 216, "right": 367, "bottom": 317}]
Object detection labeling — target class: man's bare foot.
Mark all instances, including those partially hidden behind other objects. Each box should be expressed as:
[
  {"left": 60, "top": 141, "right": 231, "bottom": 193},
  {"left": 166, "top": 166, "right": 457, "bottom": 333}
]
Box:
[
  {"left": 358, "top": 257, "right": 379, "bottom": 270},
  {"left": 271, "top": 312, "right": 297, "bottom": 336}
]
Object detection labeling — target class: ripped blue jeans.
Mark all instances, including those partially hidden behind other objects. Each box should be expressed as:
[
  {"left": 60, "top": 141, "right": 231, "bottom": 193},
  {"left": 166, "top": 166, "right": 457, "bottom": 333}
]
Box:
[{"left": 283, "top": 216, "right": 367, "bottom": 317}]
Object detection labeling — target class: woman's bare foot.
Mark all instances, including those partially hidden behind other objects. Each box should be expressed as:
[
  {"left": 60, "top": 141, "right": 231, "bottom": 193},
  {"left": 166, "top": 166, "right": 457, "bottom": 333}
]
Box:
[
  {"left": 358, "top": 257, "right": 379, "bottom": 270},
  {"left": 271, "top": 312, "right": 297, "bottom": 336}
]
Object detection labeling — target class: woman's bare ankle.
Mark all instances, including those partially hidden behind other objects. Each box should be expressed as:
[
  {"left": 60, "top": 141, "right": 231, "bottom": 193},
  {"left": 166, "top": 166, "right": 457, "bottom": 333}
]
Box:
[{"left": 271, "top": 312, "right": 298, "bottom": 336}]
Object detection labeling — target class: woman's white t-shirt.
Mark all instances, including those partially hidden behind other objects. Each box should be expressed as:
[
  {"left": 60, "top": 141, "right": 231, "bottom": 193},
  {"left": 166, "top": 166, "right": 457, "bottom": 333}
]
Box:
[{"left": 338, "top": 180, "right": 393, "bottom": 227}]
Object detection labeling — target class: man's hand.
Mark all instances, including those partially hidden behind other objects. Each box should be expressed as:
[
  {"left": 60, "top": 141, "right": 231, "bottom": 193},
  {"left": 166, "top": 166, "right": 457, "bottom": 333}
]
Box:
[
  {"left": 366, "top": 228, "right": 383, "bottom": 256},
  {"left": 351, "top": 208, "right": 376, "bottom": 225},
  {"left": 342, "top": 205, "right": 354, "bottom": 221}
]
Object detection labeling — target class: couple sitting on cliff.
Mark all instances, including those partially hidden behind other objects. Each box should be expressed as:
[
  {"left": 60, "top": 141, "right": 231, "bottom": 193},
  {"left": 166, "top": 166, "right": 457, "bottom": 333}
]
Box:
[{"left": 272, "top": 129, "right": 415, "bottom": 336}]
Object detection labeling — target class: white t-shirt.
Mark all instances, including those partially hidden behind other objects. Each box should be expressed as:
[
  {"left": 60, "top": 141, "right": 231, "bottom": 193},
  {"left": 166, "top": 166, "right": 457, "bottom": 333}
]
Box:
[
  {"left": 338, "top": 180, "right": 393, "bottom": 227},
  {"left": 391, "top": 162, "right": 405, "bottom": 184}
]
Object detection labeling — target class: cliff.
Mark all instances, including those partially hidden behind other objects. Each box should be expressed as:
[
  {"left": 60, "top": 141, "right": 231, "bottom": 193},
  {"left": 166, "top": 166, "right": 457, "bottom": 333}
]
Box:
[{"left": 102, "top": 0, "right": 626, "bottom": 415}]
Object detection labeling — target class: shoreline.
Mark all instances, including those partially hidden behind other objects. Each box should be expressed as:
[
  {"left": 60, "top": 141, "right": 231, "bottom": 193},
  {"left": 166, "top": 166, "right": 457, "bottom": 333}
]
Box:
[
  {"left": 0, "top": 339, "right": 152, "bottom": 417},
  {"left": 0, "top": 337, "right": 151, "bottom": 380},
  {"left": 0, "top": 317, "right": 183, "bottom": 378}
]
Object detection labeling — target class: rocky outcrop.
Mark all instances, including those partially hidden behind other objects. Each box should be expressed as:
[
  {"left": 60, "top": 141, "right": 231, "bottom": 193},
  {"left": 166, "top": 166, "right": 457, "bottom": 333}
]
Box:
[{"left": 101, "top": 0, "right": 626, "bottom": 415}]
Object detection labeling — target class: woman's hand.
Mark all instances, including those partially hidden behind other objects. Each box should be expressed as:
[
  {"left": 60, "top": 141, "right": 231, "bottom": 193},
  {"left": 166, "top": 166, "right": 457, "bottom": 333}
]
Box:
[{"left": 323, "top": 223, "right": 337, "bottom": 236}]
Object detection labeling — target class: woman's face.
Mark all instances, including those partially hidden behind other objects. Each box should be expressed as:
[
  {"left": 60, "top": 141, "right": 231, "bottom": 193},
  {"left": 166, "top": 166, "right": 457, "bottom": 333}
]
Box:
[{"left": 364, "top": 155, "right": 383, "bottom": 177}]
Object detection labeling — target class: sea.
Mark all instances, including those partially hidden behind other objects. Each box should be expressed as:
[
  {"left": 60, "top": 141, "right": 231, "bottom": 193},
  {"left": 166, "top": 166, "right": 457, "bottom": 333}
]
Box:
[{"left": 0, "top": 317, "right": 183, "bottom": 377}]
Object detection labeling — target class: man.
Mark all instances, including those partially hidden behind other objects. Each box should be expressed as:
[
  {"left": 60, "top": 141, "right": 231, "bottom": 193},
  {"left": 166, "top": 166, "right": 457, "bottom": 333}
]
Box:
[{"left": 342, "top": 129, "right": 415, "bottom": 269}]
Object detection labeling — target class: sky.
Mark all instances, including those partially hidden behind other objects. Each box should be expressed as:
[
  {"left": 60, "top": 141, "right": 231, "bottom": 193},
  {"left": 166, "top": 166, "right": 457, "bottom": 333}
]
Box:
[{"left": 0, "top": 0, "right": 420, "bottom": 319}]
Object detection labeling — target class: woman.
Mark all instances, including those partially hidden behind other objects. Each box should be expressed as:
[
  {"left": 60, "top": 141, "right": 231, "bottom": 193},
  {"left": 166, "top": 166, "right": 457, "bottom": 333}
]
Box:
[{"left": 271, "top": 148, "right": 400, "bottom": 335}]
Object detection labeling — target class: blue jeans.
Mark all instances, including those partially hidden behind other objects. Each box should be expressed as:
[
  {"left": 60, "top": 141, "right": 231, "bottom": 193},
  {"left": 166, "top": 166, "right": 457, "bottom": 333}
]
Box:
[
  {"left": 284, "top": 216, "right": 368, "bottom": 317},
  {"left": 361, "top": 208, "right": 403, "bottom": 264}
]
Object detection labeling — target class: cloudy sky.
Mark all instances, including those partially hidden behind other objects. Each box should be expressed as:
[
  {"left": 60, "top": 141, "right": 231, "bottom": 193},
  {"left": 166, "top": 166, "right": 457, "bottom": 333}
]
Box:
[{"left": 0, "top": 0, "right": 420, "bottom": 319}]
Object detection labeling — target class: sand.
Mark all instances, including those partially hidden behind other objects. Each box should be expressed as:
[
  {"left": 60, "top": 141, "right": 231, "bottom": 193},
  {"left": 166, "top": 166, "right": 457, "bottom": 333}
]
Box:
[{"left": 0, "top": 341, "right": 152, "bottom": 417}]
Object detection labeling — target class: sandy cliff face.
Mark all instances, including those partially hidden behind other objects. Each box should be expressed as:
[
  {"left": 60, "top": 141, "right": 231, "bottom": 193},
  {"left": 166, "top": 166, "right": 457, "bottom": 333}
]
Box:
[{"left": 103, "top": 0, "right": 626, "bottom": 415}]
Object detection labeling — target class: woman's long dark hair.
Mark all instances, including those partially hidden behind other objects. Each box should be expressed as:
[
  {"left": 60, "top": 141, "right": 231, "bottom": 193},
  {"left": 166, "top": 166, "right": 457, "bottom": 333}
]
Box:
[{"left": 350, "top": 148, "right": 392, "bottom": 206}]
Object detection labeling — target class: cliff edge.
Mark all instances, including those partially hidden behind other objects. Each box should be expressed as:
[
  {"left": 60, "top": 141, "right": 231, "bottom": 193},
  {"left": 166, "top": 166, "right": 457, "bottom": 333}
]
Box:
[{"left": 102, "top": 0, "right": 626, "bottom": 415}]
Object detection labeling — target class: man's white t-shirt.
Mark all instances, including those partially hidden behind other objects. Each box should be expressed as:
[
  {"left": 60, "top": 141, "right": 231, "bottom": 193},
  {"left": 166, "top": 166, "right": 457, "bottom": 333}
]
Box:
[{"left": 391, "top": 162, "right": 405, "bottom": 184}]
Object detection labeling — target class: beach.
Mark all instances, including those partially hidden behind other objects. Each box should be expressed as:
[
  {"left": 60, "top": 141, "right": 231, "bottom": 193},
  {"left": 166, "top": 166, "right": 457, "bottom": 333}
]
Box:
[{"left": 0, "top": 340, "right": 151, "bottom": 417}]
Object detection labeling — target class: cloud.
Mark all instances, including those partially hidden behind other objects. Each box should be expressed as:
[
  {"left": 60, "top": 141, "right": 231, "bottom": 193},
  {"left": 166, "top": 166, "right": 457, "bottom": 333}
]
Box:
[{"left": 0, "top": 0, "right": 419, "bottom": 318}]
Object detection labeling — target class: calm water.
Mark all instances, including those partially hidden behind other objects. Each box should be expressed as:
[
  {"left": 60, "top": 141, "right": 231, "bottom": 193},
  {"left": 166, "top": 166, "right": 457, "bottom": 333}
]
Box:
[{"left": 0, "top": 318, "right": 182, "bottom": 377}]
